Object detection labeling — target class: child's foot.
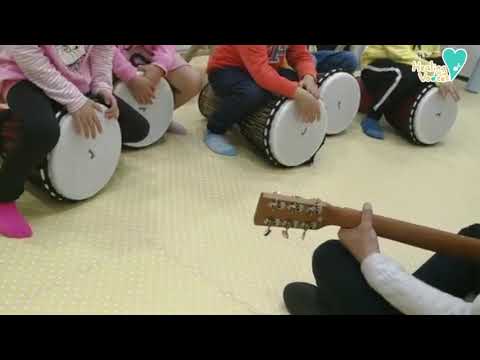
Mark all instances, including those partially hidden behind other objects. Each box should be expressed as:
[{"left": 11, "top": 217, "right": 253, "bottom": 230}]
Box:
[
  {"left": 167, "top": 120, "right": 188, "bottom": 135},
  {"left": 361, "top": 116, "right": 384, "bottom": 140},
  {"left": 0, "top": 202, "right": 32, "bottom": 239},
  {"left": 204, "top": 130, "right": 237, "bottom": 156}
]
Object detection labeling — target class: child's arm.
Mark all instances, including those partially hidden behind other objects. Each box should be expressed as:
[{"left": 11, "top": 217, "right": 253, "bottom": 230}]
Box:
[
  {"left": 430, "top": 46, "right": 442, "bottom": 59},
  {"left": 11, "top": 45, "right": 88, "bottom": 113},
  {"left": 286, "top": 45, "right": 317, "bottom": 80},
  {"left": 384, "top": 45, "right": 431, "bottom": 67},
  {"left": 90, "top": 45, "right": 114, "bottom": 95},
  {"left": 150, "top": 45, "right": 176, "bottom": 75},
  {"left": 138, "top": 46, "right": 176, "bottom": 86},
  {"left": 237, "top": 46, "right": 299, "bottom": 98},
  {"left": 112, "top": 47, "right": 139, "bottom": 83}
]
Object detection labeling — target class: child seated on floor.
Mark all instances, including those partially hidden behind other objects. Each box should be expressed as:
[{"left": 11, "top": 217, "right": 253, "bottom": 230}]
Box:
[
  {"left": 0, "top": 45, "right": 150, "bottom": 239},
  {"left": 113, "top": 45, "right": 203, "bottom": 135},
  {"left": 360, "top": 45, "right": 460, "bottom": 140},
  {"left": 204, "top": 45, "right": 322, "bottom": 157}
]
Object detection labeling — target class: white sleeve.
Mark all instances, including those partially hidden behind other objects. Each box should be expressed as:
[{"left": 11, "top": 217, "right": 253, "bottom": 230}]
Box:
[{"left": 361, "top": 253, "right": 478, "bottom": 315}]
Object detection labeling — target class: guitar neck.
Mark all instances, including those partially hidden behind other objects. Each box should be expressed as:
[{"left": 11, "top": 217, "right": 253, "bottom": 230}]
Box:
[{"left": 325, "top": 205, "right": 480, "bottom": 259}]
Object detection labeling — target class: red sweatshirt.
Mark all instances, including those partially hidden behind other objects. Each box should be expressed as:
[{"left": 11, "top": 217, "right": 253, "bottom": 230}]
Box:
[{"left": 207, "top": 45, "right": 316, "bottom": 98}]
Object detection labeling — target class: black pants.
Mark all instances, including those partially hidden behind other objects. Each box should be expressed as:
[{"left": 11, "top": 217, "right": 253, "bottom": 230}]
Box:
[
  {"left": 311, "top": 224, "right": 480, "bottom": 315},
  {"left": 207, "top": 67, "right": 298, "bottom": 134},
  {"left": 0, "top": 80, "right": 149, "bottom": 202},
  {"left": 361, "top": 58, "right": 443, "bottom": 119}
]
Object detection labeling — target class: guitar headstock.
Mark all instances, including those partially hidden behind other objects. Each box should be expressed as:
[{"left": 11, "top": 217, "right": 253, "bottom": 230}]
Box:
[{"left": 254, "top": 192, "right": 330, "bottom": 239}]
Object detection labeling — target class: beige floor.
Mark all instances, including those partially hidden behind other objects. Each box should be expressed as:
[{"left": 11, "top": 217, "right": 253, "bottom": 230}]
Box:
[{"left": 0, "top": 57, "right": 479, "bottom": 314}]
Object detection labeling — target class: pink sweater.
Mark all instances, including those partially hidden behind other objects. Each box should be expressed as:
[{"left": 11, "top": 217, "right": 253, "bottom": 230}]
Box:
[
  {"left": 113, "top": 45, "right": 177, "bottom": 82},
  {"left": 0, "top": 45, "right": 114, "bottom": 113}
]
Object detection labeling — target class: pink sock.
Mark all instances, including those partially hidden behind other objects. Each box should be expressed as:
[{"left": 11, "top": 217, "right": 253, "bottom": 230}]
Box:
[
  {"left": 168, "top": 120, "right": 188, "bottom": 135},
  {"left": 0, "top": 202, "right": 33, "bottom": 239}
]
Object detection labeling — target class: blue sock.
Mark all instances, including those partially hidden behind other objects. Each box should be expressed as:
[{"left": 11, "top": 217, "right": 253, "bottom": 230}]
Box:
[
  {"left": 204, "top": 130, "right": 237, "bottom": 156},
  {"left": 361, "top": 116, "right": 384, "bottom": 140}
]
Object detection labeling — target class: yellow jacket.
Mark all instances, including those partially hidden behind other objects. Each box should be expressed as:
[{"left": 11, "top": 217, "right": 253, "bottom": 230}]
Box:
[{"left": 361, "top": 45, "right": 441, "bottom": 68}]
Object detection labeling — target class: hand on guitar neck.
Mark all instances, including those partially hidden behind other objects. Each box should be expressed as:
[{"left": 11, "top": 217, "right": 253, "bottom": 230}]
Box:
[
  {"left": 337, "top": 203, "right": 380, "bottom": 262},
  {"left": 254, "top": 192, "right": 480, "bottom": 259}
]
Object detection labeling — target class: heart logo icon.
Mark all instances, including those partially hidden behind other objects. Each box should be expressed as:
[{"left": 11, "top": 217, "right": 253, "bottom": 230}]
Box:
[{"left": 442, "top": 48, "right": 468, "bottom": 81}]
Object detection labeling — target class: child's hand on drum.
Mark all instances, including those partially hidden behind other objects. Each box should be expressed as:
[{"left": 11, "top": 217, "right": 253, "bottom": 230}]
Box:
[
  {"left": 139, "top": 64, "right": 166, "bottom": 88},
  {"left": 97, "top": 89, "right": 119, "bottom": 120},
  {"left": 127, "top": 75, "right": 156, "bottom": 105},
  {"left": 294, "top": 87, "right": 322, "bottom": 123},
  {"left": 300, "top": 75, "right": 320, "bottom": 99},
  {"left": 72, "top": 100, "right": 104, "bottom": 139},
  {"left": 438, "top": 82, "right": 460, "bottom": 102}
]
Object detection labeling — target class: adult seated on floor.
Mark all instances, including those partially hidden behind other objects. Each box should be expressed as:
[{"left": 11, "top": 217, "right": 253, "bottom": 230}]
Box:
[{"left": 283, "top": 202, "right": 480, "bottom": 315}]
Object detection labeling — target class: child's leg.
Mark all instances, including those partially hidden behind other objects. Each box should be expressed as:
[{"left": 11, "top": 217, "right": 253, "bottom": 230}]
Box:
[
  {"left": 164, "top": 61, "right": 203, "bottom": 135},
  {"left": 115, "top": 96, "right": 150, "bottom": 144},
  {"left": 164, "top": 57, "right": 203, "bottom": 135},
  {"left": 362, "top": 59, "right": 423, "bottom": 117},
  {"left": 360, "top": 59, "right": 422, "bottom": 139},
  {"left": 313, "top": 50, "right": 359, "bottom": 74},
  {"left": 1, "top": 81, "right": 61, "bottom": 238},
  {"left": 166, "top": 64, "right": 203, "bottom": 110},
  {"left": 204, "top": 67, "right": 271, "bottom": 156}
]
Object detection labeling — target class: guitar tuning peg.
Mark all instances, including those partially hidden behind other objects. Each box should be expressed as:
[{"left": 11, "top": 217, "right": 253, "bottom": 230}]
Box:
[
  {"left": 264, "top": 226, "right": 272, "bottom": 237},
  {"left": 301, "top": 229, "right": 308, "bottom": 241}
]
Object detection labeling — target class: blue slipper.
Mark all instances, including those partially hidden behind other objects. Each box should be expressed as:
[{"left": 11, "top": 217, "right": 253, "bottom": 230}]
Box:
[
  {"left": 204, "top": 130, "right": 237, "bottom": 156},
  {"left": 361, "top": 116, "right": 384, "bottom": 140}
]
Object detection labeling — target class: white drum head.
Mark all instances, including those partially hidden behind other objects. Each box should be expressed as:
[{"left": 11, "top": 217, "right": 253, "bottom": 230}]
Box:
[
  {"left": 413, "top": 87, "right": 458, "bottom": 145},
  {"left": 319, "top": 72, "right": 360, "bottom": 135},
  {"left": 115, "top": 77, "right": 174, "bottom": 148},
  {"left": 46, "top": 110, "right": 122, "bottom": 200},
  {"left": 269, "top": 99, "right": 328, "bottom": 167}
]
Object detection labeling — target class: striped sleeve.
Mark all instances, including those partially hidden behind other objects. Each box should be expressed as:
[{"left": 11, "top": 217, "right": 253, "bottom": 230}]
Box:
[
  {"left": 10, "top": 45, "right": 87, "bottom": 113},
  {"left": 90, "top": 45, "right": 114, "bottom": 94}
]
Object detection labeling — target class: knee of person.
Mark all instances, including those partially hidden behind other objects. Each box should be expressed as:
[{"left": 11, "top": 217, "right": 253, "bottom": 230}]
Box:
[
  {"left": 459, "top": 224, "right": 480, "bottom": 239},
  {"left": 24, "top": 119, "right": 60, "bottom": 153},
  {"left": 241, "top": 84, "right": 270, "bottom": 108},
  {"left": 341, "top": 52, "right": 359, "bottom": 73},
  {"left": 191, "top": 75, "right": 204, "bottom": 98},
  {"left": 313, "top": 240, "right": 344, "bottom": 264}
]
